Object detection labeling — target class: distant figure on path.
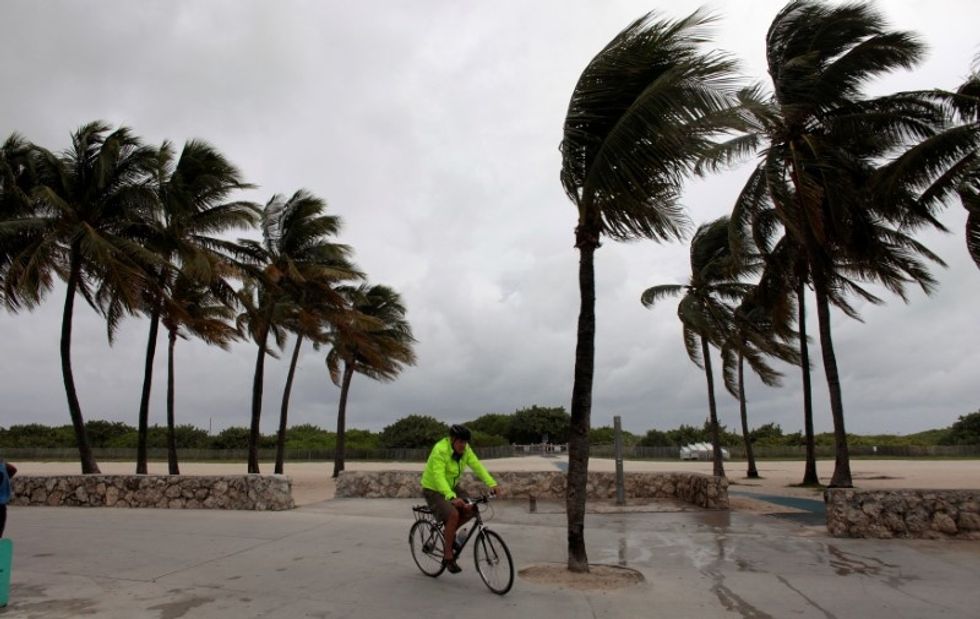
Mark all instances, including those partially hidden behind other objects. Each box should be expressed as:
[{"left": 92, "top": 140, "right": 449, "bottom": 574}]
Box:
[{"left": 420, "top": 425, "right": 503, "bottom": 574}]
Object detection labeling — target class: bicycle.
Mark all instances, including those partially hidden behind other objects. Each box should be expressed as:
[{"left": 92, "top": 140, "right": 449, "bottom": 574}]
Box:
[{"left": 409, "top": 493, "right": 515, "bottom": 595}]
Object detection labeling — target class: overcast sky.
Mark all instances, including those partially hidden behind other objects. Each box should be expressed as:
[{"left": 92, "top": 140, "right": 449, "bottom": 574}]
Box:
[{"left": 1, "top": 0, "right": 977, "bottom": 439}]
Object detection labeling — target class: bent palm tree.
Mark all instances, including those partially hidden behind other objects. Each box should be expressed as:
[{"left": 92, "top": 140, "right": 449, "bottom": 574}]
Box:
[
  {"left": 128, "top": 140, "right": 256, "bottom": 474},
  {"left": 161, "top": 272, "right": 240, "bottom": 474},
  {"left": 704, "top": 1, "right": 976, "bottom": 487},
  {"left": 642, "top": 217, "right": 749, "bottom": 478},
  {"left": 559, "top": 9, "right": 740, "bottom": 572},
  {"left": 237, "top": 190, "right": 356, "bottom": 474},
  {"left": 325, "top": 284, "right": 416, "bottom": 478},
  {"left": 721, "top": 290, "right": 800, "bottom": 479},
  {"left": 7, "top": 122, "right": 157, "bottom": 473}
]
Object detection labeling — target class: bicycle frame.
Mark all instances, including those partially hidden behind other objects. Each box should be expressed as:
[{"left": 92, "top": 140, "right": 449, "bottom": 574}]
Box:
[{"left": 452, "top": 495, "right": 493, "bottom": 557}]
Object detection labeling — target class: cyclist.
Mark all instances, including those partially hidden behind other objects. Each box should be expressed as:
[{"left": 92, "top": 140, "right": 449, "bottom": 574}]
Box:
[{"left": 420, "top": 424, "right": 503, "bottom": 573}]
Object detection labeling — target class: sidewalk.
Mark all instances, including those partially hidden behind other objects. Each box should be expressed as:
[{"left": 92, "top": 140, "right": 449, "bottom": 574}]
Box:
[{"left": 3, "top": 495, "right": 980, "bottom": 618}]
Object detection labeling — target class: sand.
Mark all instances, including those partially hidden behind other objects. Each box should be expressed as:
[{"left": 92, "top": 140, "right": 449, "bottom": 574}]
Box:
[{"left": 13, "top": 456, "right": 980, "bottom": 507}]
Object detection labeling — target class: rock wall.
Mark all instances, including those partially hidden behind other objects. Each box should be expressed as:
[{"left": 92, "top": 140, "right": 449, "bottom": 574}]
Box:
[
  {"left": 10, "top": 475, "right": 294, "bottom": 511},
  {"left": 335, "top": 470, "right": 728, "bottom": 509},
  {"left": 825, "top": 489, "right": 980, "bottom": 539}
]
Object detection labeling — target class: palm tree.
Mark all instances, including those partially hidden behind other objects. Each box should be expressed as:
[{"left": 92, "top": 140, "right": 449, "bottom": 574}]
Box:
[
  {"left": 325, "top": 284, "right": 416, "bottom": 478},
  {"left": 3, "top": 122, "right": 157, "bottom": 473},
  {"left": 558, "top": 10, "right": 741, "bottom": 572},
  {"left": 273, "top": 279, "right": 356, "bottom": 475},
  {"left": 951, "top": 63, "right": 980, "bottom": 269},
  {"left": 237, "top": 190, "right": 355, "bottom": 474},
  {"left": 727, "top": 173, "right": 821, "bottom": 484},
  {"left": 1, "top": 134, "right": 43, "bottom": 310},
  {"left": 642, "top": 217, "right": 750, "bottom": 478},
  {"left": 161, "top": 272, "right": 241, "bottom": 474},
  {"left": 721, "top": 289, "right": 800, "bottom": 479},
  {"left": 704, "top": 1, "right": 976, "bottom": 487},
  {"left": 128, "top": 140, "right": 256, "bottom": 474}
]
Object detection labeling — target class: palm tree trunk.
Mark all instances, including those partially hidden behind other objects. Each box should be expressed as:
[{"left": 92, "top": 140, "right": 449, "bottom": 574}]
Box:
[
  {"left": 61, "top": 246, "right": 99, "bottom": 474},
  {"left": 813, "top": 276, "right": 852, "bottom": 487},
  {"left": 701, "top": 336, "right": 725, "bottom": 478},
  {"left": 136, "top": 301, "right": 161, "bottom": 475},
  {"left": 333, "top": 362, "right": 355, "bottom": 478},
  {"left": 248, "top": 325, "right": 270, "bottom": 474},
  {"left": 737, "top": 352, "right": 759, "bottom": 478},
  {"left": 275, "top": 335, "right": 304, "bottom": 474},
  {"left": 567, "top": 232, "right": 597, "bottom": 574},
  {"left": 166, "top": 327, "right": 179, "bottom": 475},
  {"left": 797, "top": 281, "right": 819, "bottom": 485}
]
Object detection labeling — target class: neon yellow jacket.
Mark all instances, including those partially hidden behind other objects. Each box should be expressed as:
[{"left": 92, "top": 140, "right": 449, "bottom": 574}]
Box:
[{"left": 420, "top": 437, "right": 497, "bottom": 500}]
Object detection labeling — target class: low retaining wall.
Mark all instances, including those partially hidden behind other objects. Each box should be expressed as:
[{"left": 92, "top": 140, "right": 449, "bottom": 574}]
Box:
[
  {"left": 825, "top": 489, "right": 980, "bottom": 539},
  {"left": 10, "top": 475, "right": 294, "bottom": 511},
  {"left": 335, "top": 470, "right": 728, "bottom": 509}
]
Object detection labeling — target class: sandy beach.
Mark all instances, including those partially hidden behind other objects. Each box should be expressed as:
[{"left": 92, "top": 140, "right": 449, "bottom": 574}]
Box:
[{"left": 14, "top": 456, "right": 980, "bottom": 507}]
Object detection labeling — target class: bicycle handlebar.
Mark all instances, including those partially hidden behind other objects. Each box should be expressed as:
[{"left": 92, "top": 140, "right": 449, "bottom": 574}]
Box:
[{"left": 463, "top": 491, "right": 497, "bottom": 506}]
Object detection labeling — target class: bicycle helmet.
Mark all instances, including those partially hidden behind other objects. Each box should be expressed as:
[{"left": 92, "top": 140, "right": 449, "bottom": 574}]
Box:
[{"left": 449, "top": 424, "right": 472, "bottom": 441}]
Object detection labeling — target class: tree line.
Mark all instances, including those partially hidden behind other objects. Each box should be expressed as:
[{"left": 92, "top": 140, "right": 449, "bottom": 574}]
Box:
[
  {"left": 559, "top": 1, "right": 979, "bottom": 571},
  {"left": 0, "top": 124, "right": 417, "bottom": 478},
  {"left": 5, "top": 409, "right": 977, "bottom": 450}
]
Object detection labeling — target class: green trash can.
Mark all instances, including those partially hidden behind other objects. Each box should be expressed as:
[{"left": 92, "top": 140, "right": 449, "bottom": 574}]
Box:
[{"left": 0, "top": 538, "right": 11, "bottom": 607}]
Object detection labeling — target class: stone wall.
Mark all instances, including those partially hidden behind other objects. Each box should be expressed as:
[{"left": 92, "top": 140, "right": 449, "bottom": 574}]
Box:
[
  {"left": 10, "top": 475, "right": 294, "bottom": 511},
  {"left": 335, "top": 470, "right": 728, "bottom": 509},
  {"left": 825, "top": 489, "right": 980, "bottom": 539}
]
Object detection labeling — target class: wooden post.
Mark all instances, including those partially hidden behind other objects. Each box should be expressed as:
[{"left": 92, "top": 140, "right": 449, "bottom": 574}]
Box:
[{"left": 614, "top": 416, "right": 625, "bottom": 506}]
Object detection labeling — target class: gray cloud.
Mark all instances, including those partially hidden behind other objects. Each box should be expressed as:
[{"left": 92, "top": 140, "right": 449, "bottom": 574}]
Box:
[{"left": 1, "top": 1, "right": 978, "bottom": 439}]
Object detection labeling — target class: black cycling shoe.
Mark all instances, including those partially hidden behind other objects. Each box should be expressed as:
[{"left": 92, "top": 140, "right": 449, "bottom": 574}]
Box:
[{"left": 443, "top": 559, "right": 462, "bottom": 574}]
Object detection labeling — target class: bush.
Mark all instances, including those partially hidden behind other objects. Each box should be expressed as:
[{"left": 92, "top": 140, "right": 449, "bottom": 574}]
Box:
[
  {"left": 285, "top": 424, "right": 334, "bottom": 450},
  {"left": 639, "top": 429, "right": 672, "bottom": 447},
  {"left": 210, "top": 426, "right": 252, "bottom": 449},
  {"left": 470, "top": 430, "right": 508, "bottom": 448},
  {"left": 344, "top": 429, "right": 380, "bottom": 451},
  {"left": 379, "top": 415, "right": 447, "bottom": 449},
  {"left": 590, "top": 426, "right": 637, "bottom": 446},
  {"left": 939, "top": 411, "right": 980, "bottom": 445},
  {"left": 509, "top": 405, "right": 569, "bottom": 444},
  {"left": 465, "top": 413, "right": 512, "bottom": 440}
]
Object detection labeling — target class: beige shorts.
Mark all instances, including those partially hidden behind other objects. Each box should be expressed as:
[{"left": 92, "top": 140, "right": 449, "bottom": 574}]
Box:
[{"left": 422, "top": 487, "right": 469, "bottom": 523}]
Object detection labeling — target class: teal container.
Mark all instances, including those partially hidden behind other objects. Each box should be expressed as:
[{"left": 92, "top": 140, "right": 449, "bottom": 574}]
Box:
[{"left": 0, "top": 538, "right": 11, "bottom": 607}]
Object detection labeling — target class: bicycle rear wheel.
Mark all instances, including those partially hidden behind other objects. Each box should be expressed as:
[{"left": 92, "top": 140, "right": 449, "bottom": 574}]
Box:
[
  {"left": 409, "top": 520, "right": 446, "bottom": 577},
  {"left": 473, "top": 529, "right": 514, "bottom": 594}
]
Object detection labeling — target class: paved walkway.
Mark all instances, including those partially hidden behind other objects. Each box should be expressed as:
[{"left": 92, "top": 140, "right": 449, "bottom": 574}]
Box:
[{"left": 3, "top": 495, "right": 980, "bottom": 618}]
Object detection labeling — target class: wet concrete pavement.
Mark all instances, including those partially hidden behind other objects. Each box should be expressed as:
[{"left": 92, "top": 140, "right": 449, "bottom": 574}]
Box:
[{"left": 3, "top": 497, "right": 980, "bottom": 618}]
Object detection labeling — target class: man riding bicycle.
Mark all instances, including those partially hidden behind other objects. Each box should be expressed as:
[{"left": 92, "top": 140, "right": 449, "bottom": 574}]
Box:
[{"left": 420, "top": 424, "right": 503, "bottom": 574}]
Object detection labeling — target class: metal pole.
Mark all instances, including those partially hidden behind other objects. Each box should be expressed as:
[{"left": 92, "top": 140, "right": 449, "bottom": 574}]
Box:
[{"left": 614, "top": 415, "right": 625, "bottom": 505}]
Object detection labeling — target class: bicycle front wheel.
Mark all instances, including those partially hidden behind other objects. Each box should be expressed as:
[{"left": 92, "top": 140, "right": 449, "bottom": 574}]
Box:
[
  {"left": 473, "top": 529, "right": 514, "bottom": 594},
  {"left": 409, "top": 520, "right": 446, "bottom": 577}
]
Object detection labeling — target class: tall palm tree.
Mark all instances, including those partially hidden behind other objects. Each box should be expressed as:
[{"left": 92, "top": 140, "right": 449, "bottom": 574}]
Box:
[
  {"left": 703, "top": 1, "right": 976, "bottom": 487},
  {"left": 237, "top": 190, "right": 355, "bottom": 474},
  {"left": 271, "top": 231, "right": 361, "bottom": 475},
  {"left": 726, "top": 172, "right": 821, "bottom": 484},
  {"left": 325, "top": 283, "right": 416, "bottom": 478},
  {"left": 721, "top": 290, "right": 800, "bottom": 479},
  {"left": 558, "top": 10, "right": 741, "bottom": 572},
  {"left": 161, "top": 272, "right": 240, "bottom": 474},
  {"left": 127, "top": 140, "right": 256, "bottom": 474},
  {"left": 642, "top": 217, "right": 750, "bottom": 478},
  {"left": 273, "top": 277, "right": 357, "bottom": 475},
  {"left": 3, "top": 122, "right": 157, "bottom": 473}
]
